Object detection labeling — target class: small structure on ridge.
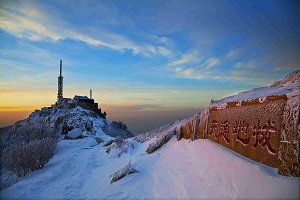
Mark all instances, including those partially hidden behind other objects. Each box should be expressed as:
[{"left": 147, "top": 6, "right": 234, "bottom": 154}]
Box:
[{"left": 51, "top": 60, "right": 106, "bottom": 119}]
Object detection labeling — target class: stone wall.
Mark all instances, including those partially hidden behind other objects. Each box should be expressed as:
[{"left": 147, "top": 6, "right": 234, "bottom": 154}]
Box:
[
  {"left": 207, "top": 97, "right": 286, "bottom": 168},
  {"left": 178, "top": 94, "right": 299, "bottom": 176},
  {"left": 278, "top": 94, "right": 300, "bottom": 176},
  {"left": 178, "top": 108, "right": 210, "bottom": 140}
]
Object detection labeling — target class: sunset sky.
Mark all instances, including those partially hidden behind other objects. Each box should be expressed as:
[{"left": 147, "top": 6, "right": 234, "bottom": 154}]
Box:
[{"left": 0, "top": 0, "right": 299, "bottom": 134}]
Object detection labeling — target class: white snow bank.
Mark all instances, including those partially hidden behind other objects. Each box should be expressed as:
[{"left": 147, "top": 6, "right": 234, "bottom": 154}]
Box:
[{"left": 1, "top": 137, "right": 299, "bottom": 199}]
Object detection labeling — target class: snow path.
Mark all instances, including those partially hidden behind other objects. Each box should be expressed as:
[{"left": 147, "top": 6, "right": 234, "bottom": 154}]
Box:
[{"left": 1, "top": 137, "right": 299, "bottom": 199}]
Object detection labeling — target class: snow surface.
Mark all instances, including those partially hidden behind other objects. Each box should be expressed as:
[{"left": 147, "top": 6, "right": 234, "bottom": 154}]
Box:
[{"left": 1, "top": 134, "right": 299, "bottom": 199}]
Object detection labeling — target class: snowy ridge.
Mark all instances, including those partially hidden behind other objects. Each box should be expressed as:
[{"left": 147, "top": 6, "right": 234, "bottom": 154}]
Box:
[{"left": 211, "top": 71, "right": 299, "bottom": 107}]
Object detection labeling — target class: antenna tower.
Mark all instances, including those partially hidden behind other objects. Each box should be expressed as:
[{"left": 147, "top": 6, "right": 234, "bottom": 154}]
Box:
[{"left": 57, "top": 60, "right": 63, "bottom": 101}]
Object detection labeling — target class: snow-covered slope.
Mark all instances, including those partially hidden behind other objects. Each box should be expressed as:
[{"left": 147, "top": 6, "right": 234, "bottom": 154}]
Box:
[{"left": 1, "top": 134, "right": 299, "bottom": 199}]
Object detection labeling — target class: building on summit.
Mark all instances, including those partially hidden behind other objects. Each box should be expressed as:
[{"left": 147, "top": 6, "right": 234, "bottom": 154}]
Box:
[{"left": 52, "top": 60, "right": 106, "bottom": 119}]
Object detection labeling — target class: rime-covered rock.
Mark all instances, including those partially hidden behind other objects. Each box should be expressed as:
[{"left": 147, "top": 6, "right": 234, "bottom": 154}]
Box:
[
  {"left": 146, "top": 130, "right": 175, "bottom": 154},
  {"left": 271, "top": 70, "right": 299, "bottom": 86},
  {"left": 280, "top": 70, "right": 300, "bottom": 84},
  {"left": 177, "top": 110, "right": 207, "bottom": 140},
  {"left": 85, "top": 120, "right": 93, "bottom": 132},
  {"left": 110, "top": 162, "right": 139, "bottom": 184},
  {"left": 278, "top": 94, "right": 300, "bottom": 176},
  {"left": 176, "top": 126, "right": 183, "bottom": 141},
  {"left": 67, "top": 128, "right": 82, "bottom": 139},
  {"left": 270, "top": 80, "right": 281, "bottom": 87},
  {"left": 102, "top": 122, "right": 134, "bottom": 139},
  {"left": 136, "top": 118, "right": 190, "bottom": 143},
  {"left": 94, "top": 137, "right": 104, "bottom": 144},
  {"left": 106, "top": 137, "right": 134, "bottom": 158},
  {"left": 103, "top": 139, "right": 113, "bottom": 147}
]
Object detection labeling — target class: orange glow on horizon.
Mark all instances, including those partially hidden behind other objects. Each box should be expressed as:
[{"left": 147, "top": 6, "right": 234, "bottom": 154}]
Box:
[{"left": 0, "top": 111, "right": 32, "bottom": 127}]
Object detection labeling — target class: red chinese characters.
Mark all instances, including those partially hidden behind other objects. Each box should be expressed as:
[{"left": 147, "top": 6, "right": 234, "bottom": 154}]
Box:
[
  {"left": 210, "top": 120, "right": 218, "bottom": 139},
  {"left": 209, "top": 119, "right": 277, "bottom": 155},
  {"left": 233, "top": 120, "right": 250, "bottom": 146},
  {"left": 209, "top": 120, "right": 230, "bottom": 143},
  {"left": 219, "top": 121, "right": 230, "bottom": 144},
  {"left": 252, "top": 120, "right": 277, "bottom": 155}
]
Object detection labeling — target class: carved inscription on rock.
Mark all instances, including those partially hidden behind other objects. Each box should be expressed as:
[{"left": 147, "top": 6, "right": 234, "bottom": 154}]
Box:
[{"left": 208, "top": 98, "right": 285, "bottom": 168}]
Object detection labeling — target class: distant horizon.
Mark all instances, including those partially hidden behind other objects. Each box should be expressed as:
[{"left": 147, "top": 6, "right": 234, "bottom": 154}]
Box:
[
  {"left": 0, "top": 0, "right": 299, "bottom": 134},
  {"left": 0, "top": 103, "right": 201, "bottom": 135},
  {"left": 0, "top": 69, "right": 295, "bottom": 134}
]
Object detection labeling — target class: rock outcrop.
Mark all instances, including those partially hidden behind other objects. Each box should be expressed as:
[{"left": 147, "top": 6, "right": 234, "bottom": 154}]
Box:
[
  {"left": 102, "top": 123, "right": 134, "bottom": 139},
  {"left": 271, "top": 70, "right": 300, "bottom": 86},
  {"left": 67, "top": 128, "right": 82, "bottom": 139},
  {"left": 135, "top": 118, "right": 191, "bottom": 143},
  {"left": 174, "top": 108, "right": 209, "bottom": 141},
  {"left": 146, "top": 130, "right": 175, "bottom": 154},
  {"left": 278, "top": 94, "right": 300, "bottom": 176},
  {"left": 110, "top": 162, "right": 139, "bottom": 184},
  {"left": 105, "top": 137, "right": 134, "bottom": 158},
  {"left": 84, "top": 120, "right": 93, "bottom": 132}
]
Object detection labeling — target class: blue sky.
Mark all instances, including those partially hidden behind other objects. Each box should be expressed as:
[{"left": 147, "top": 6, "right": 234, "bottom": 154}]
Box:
[{"left": 0, "top": 0, "right": 299, "bottom": 133}]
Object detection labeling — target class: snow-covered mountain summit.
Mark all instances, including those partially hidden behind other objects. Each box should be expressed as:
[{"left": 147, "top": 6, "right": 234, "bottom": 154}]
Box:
[{"left": 11, "top": 106, "right": 134, "bottom": 140}]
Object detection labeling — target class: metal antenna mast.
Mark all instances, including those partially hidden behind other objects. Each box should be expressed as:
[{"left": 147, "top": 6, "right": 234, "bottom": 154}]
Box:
[{"left": 57, "top": 60, "right": 63, "bottom": 101}]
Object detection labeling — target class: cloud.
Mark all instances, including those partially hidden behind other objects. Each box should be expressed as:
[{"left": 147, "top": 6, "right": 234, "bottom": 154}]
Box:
[
  {"left": 168, "top": 47, "right": 220, "bottom": 70},
  {"left": 234, "top": 62, "right": 243, "bottom": 69},
  {"left": 169, "top": 53, "right": 285, "bottom": 86},
  {"left": 225, "top": 49, "right": 241, "bottom": 60},
  {"left": 0, "top": 42, "right": 60, "bottom": 69},
  {"left": 0, "top": 4, "right": 62, "bottom": 41},
  {"left": 126, "top": 98, "right": 153, "bottom": 101},
  {"left": 206, "top": 57, "right": 220, "bottom": 69},
  {"left": 169, "top": 50, "right": 201, "bottom": 66},
  {"left": 172, "top": 66, "right": 205, "bottom": 80},
  {"left": 167, "top": 48, "right": 221, "bottom": 81},
  {"left": 0, "top": 1, "right": 172, "bottom": 57},
  {"left": 274, "top": 62, "right": 299, "bottom": 71}
]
